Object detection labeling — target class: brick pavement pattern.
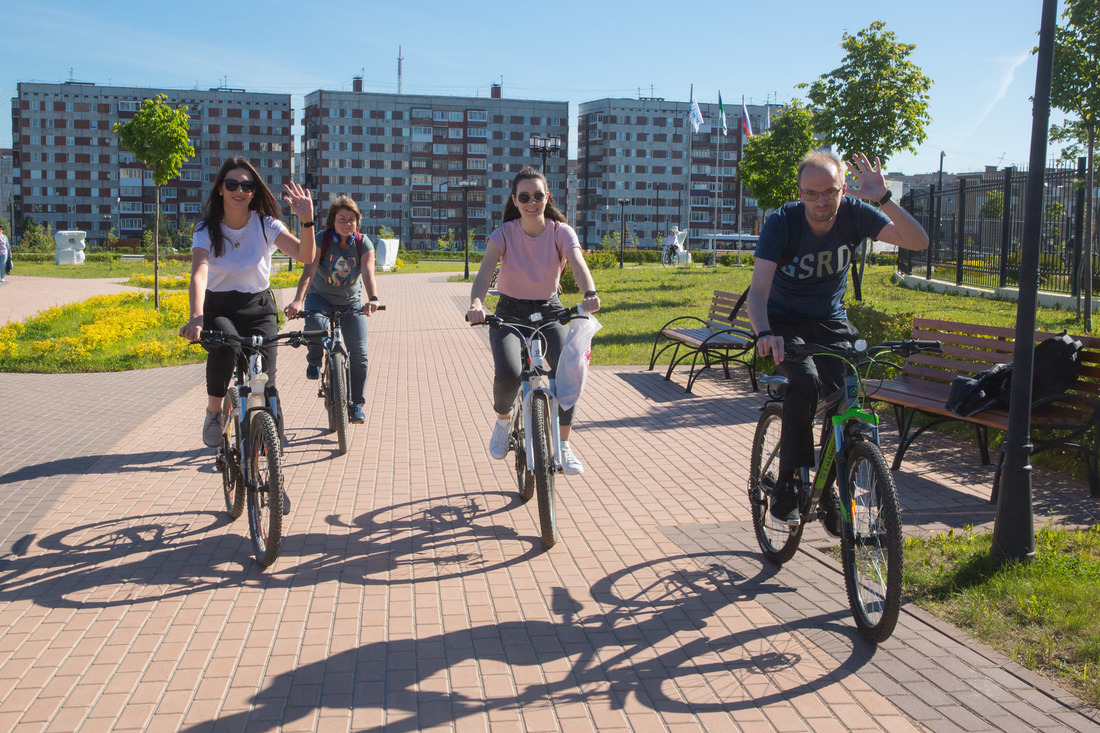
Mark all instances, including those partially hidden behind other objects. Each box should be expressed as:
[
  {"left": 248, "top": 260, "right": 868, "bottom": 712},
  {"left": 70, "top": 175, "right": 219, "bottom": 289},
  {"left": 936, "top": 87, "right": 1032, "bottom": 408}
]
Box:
[{"left": 0, "top": 271, "right": 1098, "bottom": 731}]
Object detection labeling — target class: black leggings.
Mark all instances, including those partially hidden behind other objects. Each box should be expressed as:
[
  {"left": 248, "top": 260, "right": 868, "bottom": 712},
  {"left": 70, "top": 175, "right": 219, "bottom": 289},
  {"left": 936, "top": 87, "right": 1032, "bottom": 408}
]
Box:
[
  {"left": 203, "top": 289, "right": 280, "bottom": 400},
  {"left": 490, "top": 294, "right": 575, "bottom": 426}
]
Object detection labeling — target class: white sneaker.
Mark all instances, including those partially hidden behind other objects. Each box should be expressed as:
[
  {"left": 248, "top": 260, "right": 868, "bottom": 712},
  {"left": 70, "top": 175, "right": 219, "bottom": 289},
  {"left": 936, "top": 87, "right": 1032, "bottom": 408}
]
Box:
[
  {"left": 489, "top": 419, "right": 510, "bottom": 460},
  {"left": 560, "top": 444, "right": 584, "bottom": 475},
  {"left": 202, "top": 409, "right": 222, "bottom": 447}
]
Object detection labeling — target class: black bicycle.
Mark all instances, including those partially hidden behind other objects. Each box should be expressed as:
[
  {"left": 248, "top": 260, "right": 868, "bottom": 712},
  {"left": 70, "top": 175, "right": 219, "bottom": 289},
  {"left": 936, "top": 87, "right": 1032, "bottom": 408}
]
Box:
[
  {"left": 748, "top": 337, "right": 941, "bottom": 642},
  {"left": 472, "top": 305, "right": 591, "bottom": 549},
  {"left": 197, "top": 328, "right": 322, "bottom": 567},
  {"left": 292, "top": 305, "right": 384, "bottom": 455}
]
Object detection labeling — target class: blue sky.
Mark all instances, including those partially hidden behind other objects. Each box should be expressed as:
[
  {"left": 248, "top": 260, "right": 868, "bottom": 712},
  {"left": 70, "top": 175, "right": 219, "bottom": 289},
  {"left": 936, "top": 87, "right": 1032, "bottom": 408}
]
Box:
[{"left": 0, "top": 0, "right": 1071, "bottom": 176}]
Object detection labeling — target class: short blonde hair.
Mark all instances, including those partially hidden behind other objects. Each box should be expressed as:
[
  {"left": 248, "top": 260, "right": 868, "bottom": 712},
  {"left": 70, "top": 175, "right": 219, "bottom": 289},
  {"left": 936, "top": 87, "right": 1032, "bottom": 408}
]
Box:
[
  {"left": 324, "top": 195, "right": 362, "bottom": 231},
  {"left": 797, "top": 150, "right": 844, "bottom": 185}
]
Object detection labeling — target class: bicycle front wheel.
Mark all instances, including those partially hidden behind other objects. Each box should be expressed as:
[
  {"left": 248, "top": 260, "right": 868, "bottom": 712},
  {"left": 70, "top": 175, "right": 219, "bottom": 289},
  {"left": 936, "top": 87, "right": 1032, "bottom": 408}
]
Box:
[
  {"left": 246, "top": 411, "right": 284, "bottom": 567},
  {"left": 530, "top": 393, "right": 557, "bottom": 548},
  {"left": 329, "top": 353, "right": 349, "bottom": 455},
  {"left": 219, "top": 387, "right": 244, "bottom": 519},
  {"left": 748, "top": 402, "right": 803, "bottom": 564},
  {"left": 841, "top": 440, "right": 903, "bottom": 643},
  {"left": 513, "top": 402, "right": 534, "bottom": 502}
]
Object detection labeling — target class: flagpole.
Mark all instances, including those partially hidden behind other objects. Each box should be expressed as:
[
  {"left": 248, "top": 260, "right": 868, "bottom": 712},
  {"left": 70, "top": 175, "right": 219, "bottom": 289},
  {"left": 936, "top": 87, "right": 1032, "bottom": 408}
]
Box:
[
  {"left": 714, "top": 119, "right": 721, "bottom": 257},
  {"left": 685, "top": 85, "right": 693, "bottom": 250},
  {"left": 737, "top": 96, "right": 745, "bottom": 244}
]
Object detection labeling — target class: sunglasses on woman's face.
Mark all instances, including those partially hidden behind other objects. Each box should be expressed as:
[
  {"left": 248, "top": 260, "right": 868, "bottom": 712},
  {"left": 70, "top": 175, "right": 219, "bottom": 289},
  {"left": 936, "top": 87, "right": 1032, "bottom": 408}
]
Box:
[
  {"left": 223, "top": 178, "right": 257, "bottom": 193},
  {"left": 515, "top": 191, "right": 546, "bottom": 204}
]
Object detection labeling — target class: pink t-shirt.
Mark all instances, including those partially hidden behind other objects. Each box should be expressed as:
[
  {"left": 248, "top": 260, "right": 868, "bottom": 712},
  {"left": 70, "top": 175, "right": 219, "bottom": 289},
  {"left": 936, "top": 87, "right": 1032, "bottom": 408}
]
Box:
[{"left": 489, "top": 220, "right": 581, "bottom": 300}]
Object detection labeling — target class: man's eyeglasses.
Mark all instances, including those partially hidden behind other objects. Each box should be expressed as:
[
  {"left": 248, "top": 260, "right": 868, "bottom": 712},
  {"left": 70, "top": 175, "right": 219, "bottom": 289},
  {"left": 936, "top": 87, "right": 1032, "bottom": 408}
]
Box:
[
  {"left": 800, "top": 187, "right": 842, "bottom": 202},
  {"left": 515, "top": 191, "right": 547, "bottom": 204},
  {"left": 223, "top": 178, "right": 257, "bottom": 193}
]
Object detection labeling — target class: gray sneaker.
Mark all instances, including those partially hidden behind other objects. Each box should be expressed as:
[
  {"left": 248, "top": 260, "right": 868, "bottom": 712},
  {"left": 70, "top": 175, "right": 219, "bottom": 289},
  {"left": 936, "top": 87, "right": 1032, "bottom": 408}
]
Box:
[
  {"left": 489, "top": 419, "right": 510, "bottom": 460},
  {"left": 560, "top": 444, "right": 584, "bottom": 475},
  {"left": 202, "top": 409, "right": 222, "bottom": 447}
]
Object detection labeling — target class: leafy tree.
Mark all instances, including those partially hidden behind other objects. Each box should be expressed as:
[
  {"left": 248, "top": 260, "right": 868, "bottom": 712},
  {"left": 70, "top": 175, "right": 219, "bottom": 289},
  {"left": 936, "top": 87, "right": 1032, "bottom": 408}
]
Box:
[
  {"left": 20, "top": 223, "right": 55, "bottom": 252},
  {"left": 737, "top": 101, "right": 816, "bottom": 212},
  {"left": 114, "top": 94, "right": 195, "bottom": 309},
  {"left": 981, "top": 190, "right": 1005, "bottom": 219},
  {"left": 804, "top": 20, "right": 933, "bottom": 162},
  {"left": 436, "top": 228, "right": 455, "bottom": 251},
  {"left": 1048, "top": 0, "right": 1100, "bottom": 327},
  {"left": 377, "top": 225, "right": 396, "bottom": 240}
]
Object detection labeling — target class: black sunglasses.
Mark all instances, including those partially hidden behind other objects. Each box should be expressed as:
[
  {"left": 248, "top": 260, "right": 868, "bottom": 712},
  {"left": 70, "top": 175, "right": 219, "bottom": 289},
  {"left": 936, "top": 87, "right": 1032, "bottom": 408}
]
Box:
[
  {"left": 515, "top": 191, "right": 547, "bottom": 204},
  {"left": 223, "top": 178, "right": 257, "bottom": 193}
]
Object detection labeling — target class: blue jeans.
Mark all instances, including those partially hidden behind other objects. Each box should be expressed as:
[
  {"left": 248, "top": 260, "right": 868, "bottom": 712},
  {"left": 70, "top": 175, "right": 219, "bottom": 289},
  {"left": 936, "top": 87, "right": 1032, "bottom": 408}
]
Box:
[
  {"left": 0, "top": 251, "right": 8, "bottom": 279},
  {"left": 304, "top": 292, "right": 369, "bottom": 407}
]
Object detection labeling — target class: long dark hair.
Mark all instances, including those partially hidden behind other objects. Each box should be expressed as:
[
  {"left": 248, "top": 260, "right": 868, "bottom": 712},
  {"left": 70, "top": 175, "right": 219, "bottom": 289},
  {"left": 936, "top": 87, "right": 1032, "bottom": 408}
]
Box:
[
  {"left": 197, "top": 157, "right": 283, "bottom": 257},
  {"left": 501, "top": 167, "right": 567, "bottom": 224}
]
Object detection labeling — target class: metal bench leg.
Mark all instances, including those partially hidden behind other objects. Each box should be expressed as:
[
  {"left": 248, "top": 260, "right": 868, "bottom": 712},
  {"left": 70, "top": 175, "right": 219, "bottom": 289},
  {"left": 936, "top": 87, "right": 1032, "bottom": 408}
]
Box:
[
  {"left": 976, "top": 425, "right": 991, "bottom": 465},
  {"left": 663, "top": 344, "right": 683, "bottom": 381}
]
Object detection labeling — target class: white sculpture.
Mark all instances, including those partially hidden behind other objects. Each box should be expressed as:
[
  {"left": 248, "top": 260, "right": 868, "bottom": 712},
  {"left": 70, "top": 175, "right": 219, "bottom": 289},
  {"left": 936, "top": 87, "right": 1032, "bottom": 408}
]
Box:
[
  {"left": 661, "top": 227, "right": 691, "bottom": 266},
  {"left": 375, "top": 238, "right": 401, "bottom": 271},
  {"left": 54, "top": 230, "right": 87, "bottom": 266}
]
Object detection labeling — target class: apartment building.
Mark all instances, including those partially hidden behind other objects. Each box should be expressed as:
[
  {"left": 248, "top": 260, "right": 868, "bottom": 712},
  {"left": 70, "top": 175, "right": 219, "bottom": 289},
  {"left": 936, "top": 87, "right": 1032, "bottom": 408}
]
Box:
[
  {"left": 301, "top": 81, "right": 568, "bottom": 249},
  {"left": 11, "top": 81, "right": 292, "bottom": 243},
  {"left": 577, "top": 97, "right": 769, "bottom": 248}
]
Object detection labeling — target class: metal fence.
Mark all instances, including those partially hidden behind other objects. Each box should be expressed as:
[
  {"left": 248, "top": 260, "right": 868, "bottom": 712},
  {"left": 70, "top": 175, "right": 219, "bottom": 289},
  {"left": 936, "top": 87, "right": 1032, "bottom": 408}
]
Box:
[{"left": 898, "top": 158, "right": 1092, "bottom": 297}]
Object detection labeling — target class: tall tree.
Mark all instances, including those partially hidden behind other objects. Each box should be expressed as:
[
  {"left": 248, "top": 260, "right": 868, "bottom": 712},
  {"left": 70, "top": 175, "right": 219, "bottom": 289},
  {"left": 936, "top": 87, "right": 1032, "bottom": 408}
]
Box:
[
  {"left": 114, "top": 94, "right": 195, "bottom": 310},
  {"left": 737, "top": 101, "right": 816, "bottom": 212},
  {"left": 1048, "top": 0, "right": 1100, "bottom": 328},
  {"left": 805, "top": 20, "right": 933, "bottom": 163}
]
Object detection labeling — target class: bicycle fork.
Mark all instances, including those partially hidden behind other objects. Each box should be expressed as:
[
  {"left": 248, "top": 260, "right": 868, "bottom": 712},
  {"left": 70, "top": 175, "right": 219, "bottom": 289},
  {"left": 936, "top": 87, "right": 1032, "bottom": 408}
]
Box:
[{"left": 520, "top": 381, "right": 562, "bottom": 474}]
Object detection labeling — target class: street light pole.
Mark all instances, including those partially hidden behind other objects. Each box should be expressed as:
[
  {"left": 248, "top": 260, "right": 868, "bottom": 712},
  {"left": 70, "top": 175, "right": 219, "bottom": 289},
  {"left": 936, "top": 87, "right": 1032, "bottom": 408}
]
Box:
[
  {"left": 528, "top": 134, "right": 562, "bottom": 172},
  {"left": 457, "top": 180, "right": 474, "bottom": 280},
  {"left": 617, "top": 197, "right": 627, "bottom": 269}
]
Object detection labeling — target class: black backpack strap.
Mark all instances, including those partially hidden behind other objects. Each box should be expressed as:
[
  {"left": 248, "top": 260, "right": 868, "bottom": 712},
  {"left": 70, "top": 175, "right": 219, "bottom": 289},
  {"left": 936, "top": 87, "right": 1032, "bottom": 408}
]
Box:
[{"left": 729, "top": 288, "right": 750, "bottom": 322}]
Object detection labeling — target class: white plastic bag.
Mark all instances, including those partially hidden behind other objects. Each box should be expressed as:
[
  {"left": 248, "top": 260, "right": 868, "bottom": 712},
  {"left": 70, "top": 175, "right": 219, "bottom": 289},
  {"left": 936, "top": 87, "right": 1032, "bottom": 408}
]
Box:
[{"left": 555, "top": 312, "right": 602, "bottom": 410}]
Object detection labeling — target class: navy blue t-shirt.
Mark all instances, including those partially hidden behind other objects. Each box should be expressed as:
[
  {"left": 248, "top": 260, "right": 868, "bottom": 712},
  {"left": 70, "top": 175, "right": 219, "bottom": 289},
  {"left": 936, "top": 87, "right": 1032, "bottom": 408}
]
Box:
[{"left": 756, "top": 197, "right": 889, "bottom": 320}]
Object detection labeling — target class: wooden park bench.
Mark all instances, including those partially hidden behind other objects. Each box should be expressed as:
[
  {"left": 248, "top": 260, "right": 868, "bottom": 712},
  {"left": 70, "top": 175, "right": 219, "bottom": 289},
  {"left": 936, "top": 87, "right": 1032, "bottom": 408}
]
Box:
[
  {"left": 648, "top": 289, "right": 757, "bottom": 393},
  {"left": 870, "top": 317, "right": 1100, "bottom": 498}
]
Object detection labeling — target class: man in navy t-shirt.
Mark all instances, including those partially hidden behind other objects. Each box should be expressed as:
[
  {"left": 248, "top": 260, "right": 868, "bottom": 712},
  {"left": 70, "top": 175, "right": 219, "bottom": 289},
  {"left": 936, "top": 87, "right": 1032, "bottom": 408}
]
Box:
[{"left": 747, "top": 151, "right": 929, "bottom": 526}]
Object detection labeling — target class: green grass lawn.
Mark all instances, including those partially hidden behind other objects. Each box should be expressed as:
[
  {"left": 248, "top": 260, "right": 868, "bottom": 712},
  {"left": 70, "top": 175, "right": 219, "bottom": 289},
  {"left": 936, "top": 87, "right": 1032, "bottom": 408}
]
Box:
[{"left": 904, "top": 524, "right": 1100, "bottom": 707}]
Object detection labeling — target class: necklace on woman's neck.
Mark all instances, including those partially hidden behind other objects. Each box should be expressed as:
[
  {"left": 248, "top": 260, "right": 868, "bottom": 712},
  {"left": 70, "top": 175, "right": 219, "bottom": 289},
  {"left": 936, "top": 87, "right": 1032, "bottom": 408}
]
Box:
[{"left": 222, "top": 217, "right": 249, "bottom": 249}]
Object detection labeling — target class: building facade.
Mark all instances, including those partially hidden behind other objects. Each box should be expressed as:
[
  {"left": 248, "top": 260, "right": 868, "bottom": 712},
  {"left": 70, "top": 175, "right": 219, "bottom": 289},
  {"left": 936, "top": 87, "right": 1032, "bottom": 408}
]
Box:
[
  {"left": 11, "top": 81, "right": 292, "bottom": 244},
  {"left": 301, "top": 82, "right": 568, "bottom": 249},
  {"left": 576, "top": 97, "right": 769, "bottom": 249}
]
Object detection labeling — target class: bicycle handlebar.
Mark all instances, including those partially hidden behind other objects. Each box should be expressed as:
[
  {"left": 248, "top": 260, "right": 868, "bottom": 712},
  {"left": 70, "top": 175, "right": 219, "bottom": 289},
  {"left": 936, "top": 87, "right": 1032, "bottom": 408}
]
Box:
[
  {"left": 781, "top": 339, "right": 942, "bottom": 362},
  {"left": 192, "top": 329, "right": 327, "bottom": 349},
  {"left": 468, "top": 304, "right": 591, "bottom": 330},
  {"left": 289, "top": 304, "right": 386, "bottom": 320}
]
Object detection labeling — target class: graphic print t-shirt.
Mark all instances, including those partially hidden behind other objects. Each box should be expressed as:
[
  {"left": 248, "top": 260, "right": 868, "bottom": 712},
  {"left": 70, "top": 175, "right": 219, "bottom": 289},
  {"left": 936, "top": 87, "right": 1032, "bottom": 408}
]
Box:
[{"left": 755, "top": 198, "right": 889, "bottom": 320}]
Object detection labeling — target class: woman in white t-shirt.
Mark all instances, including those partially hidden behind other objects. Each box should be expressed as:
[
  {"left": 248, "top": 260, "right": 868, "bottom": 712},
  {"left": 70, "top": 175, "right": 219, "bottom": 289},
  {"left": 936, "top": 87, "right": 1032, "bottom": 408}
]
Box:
[
  {"left": 179, "top": 157, "right": 317, "bottom": 448},
  {"left": 467, "top": 167, "right": 601, "bottom": 475}
]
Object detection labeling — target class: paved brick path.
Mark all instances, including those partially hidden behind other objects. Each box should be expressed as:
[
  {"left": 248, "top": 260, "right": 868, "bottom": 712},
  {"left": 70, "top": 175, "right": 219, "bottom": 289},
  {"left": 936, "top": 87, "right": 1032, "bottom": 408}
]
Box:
[{"left": 0, "top": 271, "right": 1097, "bottom": 731}]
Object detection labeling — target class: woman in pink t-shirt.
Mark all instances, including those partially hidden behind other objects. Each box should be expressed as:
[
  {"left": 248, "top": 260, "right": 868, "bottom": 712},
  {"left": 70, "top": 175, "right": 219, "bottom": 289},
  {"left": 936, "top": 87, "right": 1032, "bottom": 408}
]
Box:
[{"left": 468, "top": 167, "right": 601, "bottom": 475}]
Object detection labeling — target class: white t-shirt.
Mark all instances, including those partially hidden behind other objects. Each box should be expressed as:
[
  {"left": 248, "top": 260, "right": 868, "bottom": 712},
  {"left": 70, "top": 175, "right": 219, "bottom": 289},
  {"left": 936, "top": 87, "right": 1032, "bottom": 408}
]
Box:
[{"left": 192, "top": 212, "right": 287, "bottom": 292}]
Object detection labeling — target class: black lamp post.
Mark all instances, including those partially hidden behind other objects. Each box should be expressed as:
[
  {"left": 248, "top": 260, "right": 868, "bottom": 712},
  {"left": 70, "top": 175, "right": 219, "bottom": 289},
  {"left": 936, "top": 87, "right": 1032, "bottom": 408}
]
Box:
[
  {"left": 617, "top": 197, "right": 628, "bottom": 269},
  {"left": 529, "top": 134, "right": 562, "bottom": 171},
  {"left": 456, "top": 180, "right": 475, "bottom": 280}
]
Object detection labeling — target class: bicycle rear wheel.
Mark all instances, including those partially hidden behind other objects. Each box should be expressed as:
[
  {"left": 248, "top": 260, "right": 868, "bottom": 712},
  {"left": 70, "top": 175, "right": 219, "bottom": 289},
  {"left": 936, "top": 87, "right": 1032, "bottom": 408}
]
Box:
[
  {"left": 219, "top": 387, "right": 244, "bottom": 519},
  {"left": 513, "top": 403, "right": 534, "bottom": 502},
  {"left": 841, "top": 440, "right": 903, "bottom": 643},
  {"left": 329, "top": 353, "right": 349, "bottom": 455},
  {"left": 530, "top": 393, "right": 557, "bottom": 548},
  {"left": 748, "top": 402, "right": 803, "bottom": 564},
  {"left": 246, "top": 411, "right": 284, "bottom": 567}
]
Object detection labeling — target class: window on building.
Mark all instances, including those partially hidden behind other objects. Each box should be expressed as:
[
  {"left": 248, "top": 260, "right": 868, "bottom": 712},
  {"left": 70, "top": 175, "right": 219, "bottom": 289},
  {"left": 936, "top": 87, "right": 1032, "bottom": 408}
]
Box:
[
  {"left": 412, "top": 207, "right": 431, "bottom": 218},
  {"left": 467, "top": 110, "right": 487, "bottom": 122}
]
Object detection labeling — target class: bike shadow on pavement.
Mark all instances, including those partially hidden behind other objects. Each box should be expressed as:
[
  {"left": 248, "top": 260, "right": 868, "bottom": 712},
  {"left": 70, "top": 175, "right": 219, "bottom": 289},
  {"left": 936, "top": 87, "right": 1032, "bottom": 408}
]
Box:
[
  {"left": 176, "top": 552, "right": 879, "bottom": 733},
  {"left": 0, "top": 511, "right": 253, "bottom": 608},
  {"left": 0, "top": 448, "right": 214, "bottom": 485},
  {"left": 0, "top": 490, "right": 548, "bottom": 609}
]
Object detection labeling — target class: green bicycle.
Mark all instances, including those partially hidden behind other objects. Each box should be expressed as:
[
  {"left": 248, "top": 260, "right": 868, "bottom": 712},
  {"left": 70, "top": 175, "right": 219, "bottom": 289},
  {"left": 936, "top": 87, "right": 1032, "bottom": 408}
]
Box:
[{"left": 748, "top": 337, "right": 941, "bottom": 643}]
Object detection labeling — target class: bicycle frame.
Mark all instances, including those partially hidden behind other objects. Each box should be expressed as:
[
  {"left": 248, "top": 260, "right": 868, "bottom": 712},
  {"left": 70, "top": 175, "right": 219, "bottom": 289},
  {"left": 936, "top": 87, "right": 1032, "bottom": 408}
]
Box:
[{"left": 517, "top": 330, "right": 563, "bottom": 475}]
